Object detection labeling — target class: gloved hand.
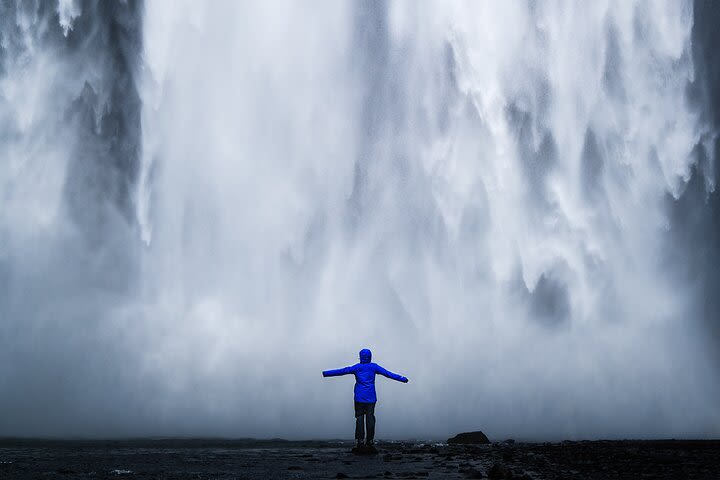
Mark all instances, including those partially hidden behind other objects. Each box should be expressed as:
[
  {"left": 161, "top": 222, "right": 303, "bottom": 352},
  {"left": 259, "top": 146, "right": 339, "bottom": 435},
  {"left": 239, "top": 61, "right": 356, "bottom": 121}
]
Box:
[{"left": 402, "top": 377, "right": 409, "bottom": 383}]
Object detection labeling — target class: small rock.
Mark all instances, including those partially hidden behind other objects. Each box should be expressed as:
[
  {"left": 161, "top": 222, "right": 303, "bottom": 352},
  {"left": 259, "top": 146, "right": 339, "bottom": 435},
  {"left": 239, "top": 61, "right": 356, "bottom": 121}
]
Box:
[
  {"left": 287, "top": 465, "right": 302, "bottom": 470},
  {"left": 336, "top": 473, "right": 350, "bottom": 479},
  {"left": 110, "top": 470, "right": 133, "bottom": 476},
  {"left": 447, "top": 431, "right": 490, "bottom": 445}
]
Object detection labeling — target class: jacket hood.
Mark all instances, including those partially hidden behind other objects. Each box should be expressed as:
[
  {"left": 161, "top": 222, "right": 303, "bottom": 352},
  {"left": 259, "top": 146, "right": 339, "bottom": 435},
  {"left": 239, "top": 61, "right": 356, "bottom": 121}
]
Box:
[{"left": 359, "top": 348, "right": 372, "bottom": 363}]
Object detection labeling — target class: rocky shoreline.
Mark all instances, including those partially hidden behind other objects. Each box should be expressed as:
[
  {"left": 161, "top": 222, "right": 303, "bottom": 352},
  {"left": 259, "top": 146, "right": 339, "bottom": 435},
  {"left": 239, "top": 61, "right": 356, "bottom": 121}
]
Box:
[{"left": 0, "top": 438, "right": 719, "bottom": 479}]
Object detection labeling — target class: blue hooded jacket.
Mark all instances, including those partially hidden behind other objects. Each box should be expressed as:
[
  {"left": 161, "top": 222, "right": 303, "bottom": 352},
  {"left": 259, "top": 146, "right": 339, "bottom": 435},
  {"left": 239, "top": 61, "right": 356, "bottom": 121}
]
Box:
[{"left": 322, "top": 349, "right": 408, "bottom": 403}]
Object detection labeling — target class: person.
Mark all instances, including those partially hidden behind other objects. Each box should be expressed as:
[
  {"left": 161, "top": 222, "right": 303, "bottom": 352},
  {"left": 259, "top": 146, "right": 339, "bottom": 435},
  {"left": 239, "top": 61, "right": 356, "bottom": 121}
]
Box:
[{"left": 322, "top": 348, "right": 408, "bottom": 448}]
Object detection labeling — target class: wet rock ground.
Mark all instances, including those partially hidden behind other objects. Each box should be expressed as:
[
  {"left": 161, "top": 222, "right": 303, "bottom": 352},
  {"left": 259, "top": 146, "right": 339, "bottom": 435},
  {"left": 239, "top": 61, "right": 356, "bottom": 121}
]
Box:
[{"left": 1, "top": 438, "right": 719, "bottom": 479}]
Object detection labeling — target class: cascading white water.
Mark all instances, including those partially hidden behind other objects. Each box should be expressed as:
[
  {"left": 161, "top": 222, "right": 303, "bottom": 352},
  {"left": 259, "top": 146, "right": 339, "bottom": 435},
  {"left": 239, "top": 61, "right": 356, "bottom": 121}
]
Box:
[{"left": 0, "top": 0, "right": 718, "bottom": 439}]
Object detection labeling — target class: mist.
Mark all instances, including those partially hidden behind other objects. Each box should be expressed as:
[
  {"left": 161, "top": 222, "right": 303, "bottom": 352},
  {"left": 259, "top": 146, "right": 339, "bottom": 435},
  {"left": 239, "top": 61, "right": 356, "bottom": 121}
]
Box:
[{"left": 1, "top": 0, "right": 719, "bottom": 441}]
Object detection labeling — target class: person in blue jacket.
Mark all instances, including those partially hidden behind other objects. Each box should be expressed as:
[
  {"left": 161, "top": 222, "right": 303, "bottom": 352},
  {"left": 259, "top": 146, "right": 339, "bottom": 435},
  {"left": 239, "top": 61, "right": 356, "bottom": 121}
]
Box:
[{"left": 323, "top": 348, "right": 408, "bottom": 447}]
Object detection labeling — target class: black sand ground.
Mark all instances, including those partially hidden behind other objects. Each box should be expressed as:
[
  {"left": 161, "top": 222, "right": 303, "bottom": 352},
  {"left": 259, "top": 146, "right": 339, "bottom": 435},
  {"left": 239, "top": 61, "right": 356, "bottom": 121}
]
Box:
[{"left": 1, "top": 438, "right": 719, "bottom": 479}]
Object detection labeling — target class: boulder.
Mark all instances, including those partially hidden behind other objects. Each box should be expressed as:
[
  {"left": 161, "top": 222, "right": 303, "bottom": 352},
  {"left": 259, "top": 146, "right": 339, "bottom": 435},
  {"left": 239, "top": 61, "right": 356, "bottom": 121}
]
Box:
[{"left": 447, "top": 431, "right": 490, "bottom": 445}]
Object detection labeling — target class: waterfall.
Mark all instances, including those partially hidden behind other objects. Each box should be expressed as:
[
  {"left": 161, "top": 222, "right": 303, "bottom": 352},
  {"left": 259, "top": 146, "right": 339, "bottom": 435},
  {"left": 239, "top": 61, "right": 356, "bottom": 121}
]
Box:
[{"left": 0, "top": 0, "right": 718, "bottom": 439}]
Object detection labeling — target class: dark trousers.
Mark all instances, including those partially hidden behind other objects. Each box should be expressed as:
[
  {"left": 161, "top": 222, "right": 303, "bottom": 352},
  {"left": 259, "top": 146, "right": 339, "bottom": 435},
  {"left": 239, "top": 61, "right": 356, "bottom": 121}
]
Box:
[{"left": 354, "top": 401, "right": 376, "bottom": 442}]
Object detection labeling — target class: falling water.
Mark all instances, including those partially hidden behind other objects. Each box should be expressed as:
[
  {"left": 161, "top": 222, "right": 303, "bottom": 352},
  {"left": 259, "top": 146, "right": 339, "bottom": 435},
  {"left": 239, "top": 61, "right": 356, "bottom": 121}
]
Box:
[{"left": 1, "top": 0, "right": 719, "bottom": 439}]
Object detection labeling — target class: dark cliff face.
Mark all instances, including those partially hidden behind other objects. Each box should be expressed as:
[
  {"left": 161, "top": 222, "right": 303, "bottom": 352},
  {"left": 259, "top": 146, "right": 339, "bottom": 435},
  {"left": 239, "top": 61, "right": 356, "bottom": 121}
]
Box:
[
  {"left": 669, "top": 0, "right": 720, "bottom": 354},
  {"left": 61, "top": 0, "right": 144, "bottom": 238}
]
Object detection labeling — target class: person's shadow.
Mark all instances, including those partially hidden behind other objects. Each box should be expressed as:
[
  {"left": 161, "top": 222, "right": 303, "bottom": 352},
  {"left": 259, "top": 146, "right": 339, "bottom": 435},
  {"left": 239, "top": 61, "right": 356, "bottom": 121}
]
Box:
[{"left": 351, "top": 444, "right": 378, "bottom": 455}]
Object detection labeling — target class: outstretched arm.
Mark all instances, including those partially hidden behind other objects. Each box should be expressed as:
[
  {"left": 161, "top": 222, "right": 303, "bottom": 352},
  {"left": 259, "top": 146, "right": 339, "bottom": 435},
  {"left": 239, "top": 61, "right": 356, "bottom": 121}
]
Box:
[
  {"left": 375, "top": 364, "right": 409, "bottom": 383},
  {"left": 322, "top": 365, "right": 355, "bottom": 377}
]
